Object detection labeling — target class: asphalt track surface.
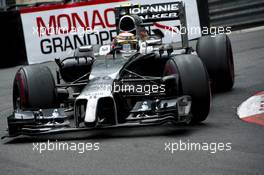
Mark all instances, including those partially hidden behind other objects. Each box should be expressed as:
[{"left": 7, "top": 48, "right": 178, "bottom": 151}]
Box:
[{"left": 1, "top": 29, "right": 264, "bottom": 175}]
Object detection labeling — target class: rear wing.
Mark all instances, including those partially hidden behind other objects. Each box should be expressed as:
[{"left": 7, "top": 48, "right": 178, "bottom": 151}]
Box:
[{"left": 114, "top": 1, "right": 189, "bottom": 48}]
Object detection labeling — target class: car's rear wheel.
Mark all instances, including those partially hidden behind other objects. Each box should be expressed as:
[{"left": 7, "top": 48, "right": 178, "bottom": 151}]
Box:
[
  {"left": 13, "top": 65, "right": 58, "bottom": 110},
  {"left": 164, "top": 55, "right": 211, "bottom": 123},
  {"left": 196, "top": 34, "right": 234, "bottom": 91}
]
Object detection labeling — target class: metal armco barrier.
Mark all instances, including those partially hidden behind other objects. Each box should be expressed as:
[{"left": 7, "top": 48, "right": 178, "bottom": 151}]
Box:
[{"left": 209, "top": 0, "right": 264, "bottom": 30}]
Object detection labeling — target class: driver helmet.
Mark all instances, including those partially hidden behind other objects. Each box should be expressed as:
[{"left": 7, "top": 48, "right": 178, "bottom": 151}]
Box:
[{"left": 112, "top": 32, "right": 138, "bottom": 52}]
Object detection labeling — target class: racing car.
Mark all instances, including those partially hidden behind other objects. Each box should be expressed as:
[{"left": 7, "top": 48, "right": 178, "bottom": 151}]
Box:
[{"left": 4, "top": 1, "right": 234, "bottom": 138}]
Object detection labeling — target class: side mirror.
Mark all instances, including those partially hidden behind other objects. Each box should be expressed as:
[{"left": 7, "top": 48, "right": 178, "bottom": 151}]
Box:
[
  {"left": 145, "top": 38, "right": 162, "bottom": 46},
  {"left": 152, "top": 29, "right": 164, "bottom": 38},
  {"left": 75, "top": 45, "right": 94, "bottom": 58},
  {"left": 79, "top": 45, "right": 93, "bottom": 52}
]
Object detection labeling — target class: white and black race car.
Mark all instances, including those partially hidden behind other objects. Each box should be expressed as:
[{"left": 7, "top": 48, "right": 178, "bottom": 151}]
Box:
[{"left": 5, "top": 1, "right": 234, "bottom": 138}]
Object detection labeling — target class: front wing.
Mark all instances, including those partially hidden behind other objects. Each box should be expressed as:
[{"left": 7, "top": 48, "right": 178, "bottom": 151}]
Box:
[{"left": 3, "top": 96, "right": 192, "bottom": 138}]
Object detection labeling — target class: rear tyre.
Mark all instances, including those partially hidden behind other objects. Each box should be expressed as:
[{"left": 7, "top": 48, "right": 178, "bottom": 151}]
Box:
[
  {"left": 196, "top": 34, "right": 234, "bottom": 91},
  {"left": 13, "top": 65, "right": 58, "bottom": 110},
  {"left": 164, "top": 55, "right": 211, "bottom": 123}
]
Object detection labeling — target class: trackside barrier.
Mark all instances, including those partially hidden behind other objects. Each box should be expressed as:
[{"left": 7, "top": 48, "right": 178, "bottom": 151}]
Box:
[
  {"left": 0, "top": 0, "right": 209, "bottom": 67},
  {"left": 209, "top": 0, "right": 264, "bottom": 29}
]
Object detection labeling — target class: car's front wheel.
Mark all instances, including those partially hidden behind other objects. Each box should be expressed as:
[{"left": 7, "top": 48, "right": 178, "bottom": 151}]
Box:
[
  {"left": 13, "top": 65, "right": 58, "bottom": 110},
  {"left": 163, "top": 55, "right": 212, "bottom": 123}
]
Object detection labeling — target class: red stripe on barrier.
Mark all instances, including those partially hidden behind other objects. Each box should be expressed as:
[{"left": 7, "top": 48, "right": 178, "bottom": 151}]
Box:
[
  {"left": 20, "top": 0, "right": 127, "bottom": 14},
  {"left": 154, "top": 22, "right": 178, "bottom": 33},
  {"left": 255, "top": 91, "right": 264, "bottom": 96},
  {"left": 242, "top": 114, "right": 264, "bottom": 126}
]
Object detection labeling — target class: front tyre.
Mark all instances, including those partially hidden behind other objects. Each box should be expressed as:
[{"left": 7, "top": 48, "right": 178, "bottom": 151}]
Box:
[
  {"left": 13, "top": 65, "right": 58, "bottom": 110},
  {"left": 164, "top": 55, "right": 211, "bottom": 123}
]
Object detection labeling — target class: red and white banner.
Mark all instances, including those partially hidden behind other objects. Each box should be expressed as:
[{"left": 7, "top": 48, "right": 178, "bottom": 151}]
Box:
[
  {"left": 237, "top": 91, "right": 264, "bottom": 126},
  {"left": 20, "top": 0, "right": 201, "bottom": 64}
]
